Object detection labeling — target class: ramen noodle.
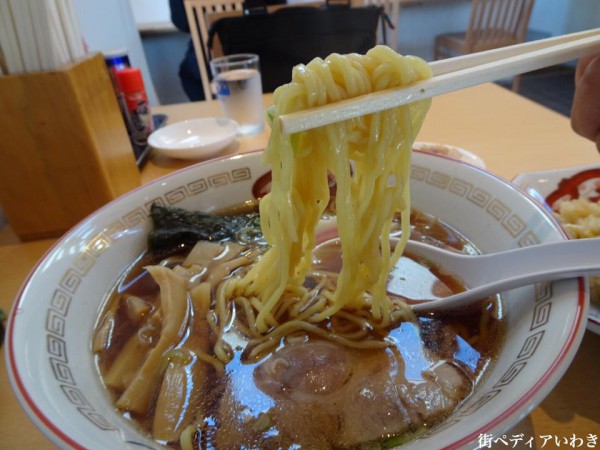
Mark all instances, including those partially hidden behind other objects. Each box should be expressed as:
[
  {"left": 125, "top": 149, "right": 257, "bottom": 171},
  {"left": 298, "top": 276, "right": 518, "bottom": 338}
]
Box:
[
  {"left": 231, "top": 45, "right": 433, "bottom": 338},
  {"left": 93, "top": 47, "right": 504, "bottom": 449}
]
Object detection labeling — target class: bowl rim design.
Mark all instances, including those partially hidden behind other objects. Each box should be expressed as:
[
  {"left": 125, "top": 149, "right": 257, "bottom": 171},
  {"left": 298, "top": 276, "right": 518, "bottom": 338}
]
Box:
[
  {"left": 512, "top": 163, "right": 600, "bottom": 334},
  {"left": 5, "top": 150, "right": 588, "bottom": 450}
]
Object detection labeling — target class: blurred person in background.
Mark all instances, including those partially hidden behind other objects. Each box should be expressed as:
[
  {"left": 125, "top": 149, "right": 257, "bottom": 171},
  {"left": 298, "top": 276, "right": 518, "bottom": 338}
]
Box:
[
  {"left": 169, "top": 0, "right": 206, "bottom": 101},
  {"left": 169, "top": 0, "right": 286, "bottom": 101}
]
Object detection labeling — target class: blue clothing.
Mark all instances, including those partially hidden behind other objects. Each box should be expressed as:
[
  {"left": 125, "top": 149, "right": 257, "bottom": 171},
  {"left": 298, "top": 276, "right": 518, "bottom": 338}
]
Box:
[
  {"left": 169, "top": 0, "right": 288, "bottom": 100},
  {"left": 169, "top": 0, "right": 206, "bottom": 101}
]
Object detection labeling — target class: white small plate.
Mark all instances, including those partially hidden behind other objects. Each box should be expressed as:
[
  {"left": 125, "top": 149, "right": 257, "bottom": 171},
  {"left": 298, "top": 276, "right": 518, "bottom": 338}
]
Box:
[
  {"left": 148, "top": 117, "right": 238, "bottom": 160},
  {"left": 513, "top": 162, "right": 600, "bottom": 334},
  {"left": 413, "top": 141, "right": 486, "bottom": 169}
]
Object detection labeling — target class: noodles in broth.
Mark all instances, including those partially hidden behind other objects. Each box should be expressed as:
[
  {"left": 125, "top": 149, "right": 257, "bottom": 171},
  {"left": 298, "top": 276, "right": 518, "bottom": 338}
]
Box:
[
  {"left": 93, "top": 47, "right": 503, "bottom": 449},
  {"left": 214, "top": 46, "right": 432, "bottom": 357}
]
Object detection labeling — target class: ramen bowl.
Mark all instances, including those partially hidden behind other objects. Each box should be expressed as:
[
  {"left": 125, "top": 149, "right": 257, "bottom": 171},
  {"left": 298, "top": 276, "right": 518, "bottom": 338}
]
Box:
[{"left": 6, "top": 151, "right": 588, "bottom": 450}]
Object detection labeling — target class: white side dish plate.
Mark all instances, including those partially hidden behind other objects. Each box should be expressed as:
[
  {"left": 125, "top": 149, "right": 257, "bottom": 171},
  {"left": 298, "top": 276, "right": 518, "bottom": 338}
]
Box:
[
  {"left": 512, "top": 162, "right": 600, "bottom": 334},
  {"left": 148, "top": 117, "right": 239, "bottom": 160}
]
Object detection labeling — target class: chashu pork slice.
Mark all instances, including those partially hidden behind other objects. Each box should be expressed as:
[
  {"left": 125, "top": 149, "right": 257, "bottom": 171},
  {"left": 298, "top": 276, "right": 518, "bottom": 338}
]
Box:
[
  {"left": 215, "top": 339, "right": 473, "bottom": 448},
  {"left": 254, "top": 341, "right": 472, "bottom": 448}
]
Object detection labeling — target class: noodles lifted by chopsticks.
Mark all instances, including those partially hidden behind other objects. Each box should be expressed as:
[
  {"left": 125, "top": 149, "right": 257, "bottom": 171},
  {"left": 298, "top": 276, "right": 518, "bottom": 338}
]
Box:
[{"left": 230, "top": 45, "right": 433, "bottom": 337}]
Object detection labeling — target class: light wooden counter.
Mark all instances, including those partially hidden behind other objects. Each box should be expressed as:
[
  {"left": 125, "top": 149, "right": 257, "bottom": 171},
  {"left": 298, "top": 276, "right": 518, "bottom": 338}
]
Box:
[
  {"left": 1, "top": 83, "right": 599, "bottom": 448},
  {"left": 144, "top": 83, "right": 600, "bottom": 182}
]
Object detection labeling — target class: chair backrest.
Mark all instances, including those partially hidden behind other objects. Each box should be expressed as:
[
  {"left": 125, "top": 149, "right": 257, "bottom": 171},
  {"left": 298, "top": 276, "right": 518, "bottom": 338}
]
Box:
[
  {"left": 184, "top": 0, "right": 245, "bottom": 100},
  {"left": 356, "top": 0, "right": 399, "bottom": 51},
  {"left": 465, "top": 0, "right": 535, "bottom": 53},
  {"left": 184, "top": 0, "right": 327, "bottom": 100},
  {"left": 208, "top": 5, "right": 383, "bottom": 92}
]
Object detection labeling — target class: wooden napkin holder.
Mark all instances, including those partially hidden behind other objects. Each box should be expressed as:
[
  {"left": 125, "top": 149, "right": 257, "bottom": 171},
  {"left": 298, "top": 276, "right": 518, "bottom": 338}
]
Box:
[{"left": 0, "top": 53, "right": 141, "bottom": 241}]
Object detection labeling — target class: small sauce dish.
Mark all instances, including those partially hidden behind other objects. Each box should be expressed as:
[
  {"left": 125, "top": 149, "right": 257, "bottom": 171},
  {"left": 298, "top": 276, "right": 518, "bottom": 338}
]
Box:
[{"left": 148, "top": 117, "right": 239, "bottom": 160}]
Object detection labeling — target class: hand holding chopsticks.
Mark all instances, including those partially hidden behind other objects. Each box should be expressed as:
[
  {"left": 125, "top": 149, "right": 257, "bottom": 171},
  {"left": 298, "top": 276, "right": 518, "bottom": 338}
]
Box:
[{"left": 279, "top": 28, "right": 600, "bottom": 134}]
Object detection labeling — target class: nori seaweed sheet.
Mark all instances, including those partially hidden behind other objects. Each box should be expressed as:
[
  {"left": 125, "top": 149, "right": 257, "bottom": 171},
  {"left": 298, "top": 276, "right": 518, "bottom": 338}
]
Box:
[{"left": 148, "top": 203, "right": 259, "bottom": 253}]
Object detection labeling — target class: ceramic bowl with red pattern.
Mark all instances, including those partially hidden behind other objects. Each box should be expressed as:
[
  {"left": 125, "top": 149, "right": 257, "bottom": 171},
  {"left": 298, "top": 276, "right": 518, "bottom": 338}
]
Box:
[{"left": 6, "top": 151, "right": 588, "bottom": 450}]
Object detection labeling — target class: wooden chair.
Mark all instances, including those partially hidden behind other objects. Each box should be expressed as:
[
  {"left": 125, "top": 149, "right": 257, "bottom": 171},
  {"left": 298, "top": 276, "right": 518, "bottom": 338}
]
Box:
[
  {"left": 209, "top": 4, "right": 382, "bottom": 92},
  {"left": 184, "top": 0, "right": 245, "bottom": 100},
  {"left": 184, "top": 0, "right": 327, "bottom": 99},
  {"left": 354, "top": 0, "right": 399, "bottom": 51},
  {"left": 434, "top": 0, "right": 535, "bottom": 91}
]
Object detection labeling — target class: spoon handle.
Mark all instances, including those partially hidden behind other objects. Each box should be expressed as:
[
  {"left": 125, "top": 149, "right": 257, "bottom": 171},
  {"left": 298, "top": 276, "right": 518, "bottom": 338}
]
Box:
[{"left": 408, "top": 238, "right": 600, "bottom": 312}]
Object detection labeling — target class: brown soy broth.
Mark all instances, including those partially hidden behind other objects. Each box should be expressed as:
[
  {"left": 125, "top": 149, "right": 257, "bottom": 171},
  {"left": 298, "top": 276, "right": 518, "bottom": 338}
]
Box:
[
  {"left": 94, "top": 203, "right": 258, "bottom": 375},
  {"left": 92, "top": 206, "right": 504, "bottom": 449},
  {"left": 217, "top": 306, "right": 502, "bottom": 449}
]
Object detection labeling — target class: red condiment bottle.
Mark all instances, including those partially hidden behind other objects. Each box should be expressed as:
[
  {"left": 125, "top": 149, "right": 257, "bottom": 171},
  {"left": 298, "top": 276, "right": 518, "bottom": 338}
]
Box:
[{"left": 115, "top": 67, "right": 153, "bottom": 145}]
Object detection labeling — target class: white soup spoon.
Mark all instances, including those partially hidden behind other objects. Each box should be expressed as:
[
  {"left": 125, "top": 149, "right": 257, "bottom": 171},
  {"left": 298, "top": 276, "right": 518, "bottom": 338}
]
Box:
[{"left": 398, "top": 238, "right": 600, "bottom": 312}]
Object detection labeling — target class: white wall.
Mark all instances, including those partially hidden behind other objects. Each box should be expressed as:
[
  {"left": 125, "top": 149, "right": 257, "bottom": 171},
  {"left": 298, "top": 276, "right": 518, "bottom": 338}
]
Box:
[
  {"left": 531, "top": 0, "right": 600, "bottom": 36},
  {"left": 528, "top": 0, "right": 600, "bottom": 36},
  {"left": 129, "top": 0, "right": 174, "bottom": 31},
  {"left": 396, "top": 0, "right": 472, "bottom": 60},
  {"left": 562, "top": 0, "right": 600, "bottom": 34},
  {"left": 71, "top": 0, "right": 159, "bottom": 105},
  {"left": 528, "top": 0, "right": 569, "bottom": 36}
]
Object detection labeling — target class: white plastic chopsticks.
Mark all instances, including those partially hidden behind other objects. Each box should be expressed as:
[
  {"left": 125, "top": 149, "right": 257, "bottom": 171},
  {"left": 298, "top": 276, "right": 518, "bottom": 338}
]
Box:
[
  {"left": 279, "top": 28, "right": 600, "bottom": 134},
  {"left": 0, "top": 0, "right": 85, "bottom": 75}
]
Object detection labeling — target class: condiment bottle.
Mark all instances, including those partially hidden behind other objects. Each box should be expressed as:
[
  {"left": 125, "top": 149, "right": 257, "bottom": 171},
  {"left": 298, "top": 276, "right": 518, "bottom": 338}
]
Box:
[
  {"left": 104, "top": 50, "right": 135, "bottom": 145},
  {"left": 103, "top": 48, "right": 131, "bottom": 90},
  {"left": 115, "top": 67, "right": 154, "bottom": 146}
]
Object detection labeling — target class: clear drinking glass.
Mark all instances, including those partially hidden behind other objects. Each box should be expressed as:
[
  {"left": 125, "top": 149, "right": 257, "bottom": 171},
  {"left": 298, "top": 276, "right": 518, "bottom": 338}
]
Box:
[{"left": 210, "top": 54, "right": 264, "bottom": 135}]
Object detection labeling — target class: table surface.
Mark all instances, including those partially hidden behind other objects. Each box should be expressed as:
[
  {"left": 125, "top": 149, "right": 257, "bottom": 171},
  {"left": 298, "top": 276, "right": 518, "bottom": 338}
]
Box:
[{"left": 1, "top": 83, "right": 599, "bottom": 449}]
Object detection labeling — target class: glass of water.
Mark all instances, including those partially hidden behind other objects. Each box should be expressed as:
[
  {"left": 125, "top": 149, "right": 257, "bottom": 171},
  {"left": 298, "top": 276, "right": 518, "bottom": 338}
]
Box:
[{"left": 210, "top": 54, "right": 264, "bottom": 135}]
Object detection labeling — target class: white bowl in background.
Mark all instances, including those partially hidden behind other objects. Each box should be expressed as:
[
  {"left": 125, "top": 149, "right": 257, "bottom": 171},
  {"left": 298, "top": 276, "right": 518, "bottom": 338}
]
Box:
[
  {"left": 413, "top": 141, "right": 486, "bottom": 169},
  {"left": 148, "top": 117, "right": 238, "bottom": 160},
  {"left": 6, "top": 151, "right": 588, "bottom": 449},
  {"left": 513, "top": 162, "right": 600, "bottom": 334}
]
